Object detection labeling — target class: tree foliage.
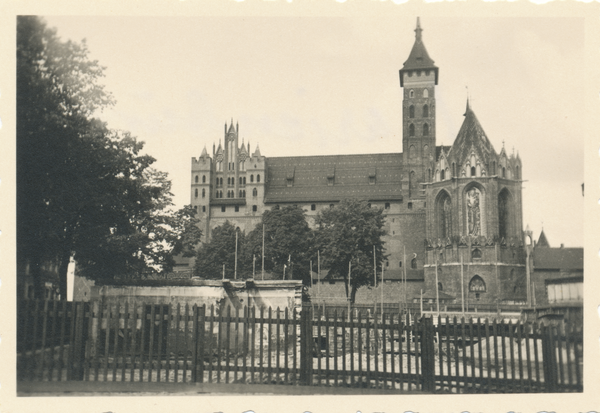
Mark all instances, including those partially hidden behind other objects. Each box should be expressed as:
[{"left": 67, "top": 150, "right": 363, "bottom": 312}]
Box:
[
  {"left": 244, "top": 206, "right": 314, "bottom": 282},
  {"left": 17, "top": 16, "right": 200, "bottom": 297},
  {"left": 194, "top": 221, "right": 244, "bottom": 279},
  {"left": 315, "top": 199, "right": 387, "bottom": 303}
]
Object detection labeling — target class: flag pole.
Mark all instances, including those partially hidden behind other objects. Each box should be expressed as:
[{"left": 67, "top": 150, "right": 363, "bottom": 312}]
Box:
[{"left": 262, "top": 223, "right": 265, "bottom": 280}]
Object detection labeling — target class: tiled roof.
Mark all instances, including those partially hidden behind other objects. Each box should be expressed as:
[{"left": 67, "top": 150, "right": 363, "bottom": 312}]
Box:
[
  {"left": 264, "top": 153, "right": 404, "bottom": 203},
  {"left": 448, "top": 102, "right": 497, "bottom": 166},
  {"left": 383, "top": 269, "right": 424, "bottom": 281},
  {"left": 533, "top": 247, "right": 583, "bottom": 271}
]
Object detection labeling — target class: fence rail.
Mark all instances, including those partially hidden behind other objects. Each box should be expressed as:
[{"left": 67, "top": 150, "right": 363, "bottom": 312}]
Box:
[{"left": 17, "top": 299, "right": 582, "bottom": 393}]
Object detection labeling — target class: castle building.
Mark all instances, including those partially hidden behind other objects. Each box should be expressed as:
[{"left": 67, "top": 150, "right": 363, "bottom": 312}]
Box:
[{"left": 189, "top": 18, "right": 529, "bottom": 307}]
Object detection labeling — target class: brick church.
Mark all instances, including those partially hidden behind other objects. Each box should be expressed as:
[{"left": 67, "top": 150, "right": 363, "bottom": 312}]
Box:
[{"left": 188, "top": 18, "right": 532, "bottom": 307}]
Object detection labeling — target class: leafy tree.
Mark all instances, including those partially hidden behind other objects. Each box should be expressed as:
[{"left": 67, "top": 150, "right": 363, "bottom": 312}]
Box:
[
  {"left": 244, "top": 206, "right": 313, "bottom": 282},
  {"left": 17, "top": 16, "right": 201, "bottom": 297},
  {"left": 315, "top": 199, "right": 387, "bottom": 303},
  {"left": 194, "top": 221, "right": 244, "bottom": 279}
]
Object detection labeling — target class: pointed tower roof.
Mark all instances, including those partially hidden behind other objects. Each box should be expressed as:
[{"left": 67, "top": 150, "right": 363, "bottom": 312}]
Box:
[
  {"left": 253, "top": 144, "right": 262, "bottom": 157},
  {"left": 227, "top": 118, "right": 236, "bottom": 135},
  {"left": 448, "top": 101, "right": 497, "bottom": 166},
  {"left": 200, "top": 145, "right": 209, "bottom": 158},
  {"left": 537, "top": 229, "right": 550, "bottom": 248},
  {"left": 399, "top": 18, "right": 439, "bottom": 86}
]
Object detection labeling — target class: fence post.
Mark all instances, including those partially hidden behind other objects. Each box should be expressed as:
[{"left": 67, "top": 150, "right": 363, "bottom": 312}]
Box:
[
  {"left": 300, "top": 304, "right": 313, "bottom": 386},
  {"left": 70, "top": 302, "right": 86, "bottom": 381},
  {"left": 191, "top": 305, "right": 199, "bottom": 382},
  {"left": 541, "top": 324, "right": 558, "bottom": 392},
  {"left": 420, "top": 317, "right": 436, "bottom": 393}
]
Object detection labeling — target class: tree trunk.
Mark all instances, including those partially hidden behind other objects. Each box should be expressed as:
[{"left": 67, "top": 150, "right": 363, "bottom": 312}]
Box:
[{"left": 57, "top": 248, "right": 71, "bottom": 301}]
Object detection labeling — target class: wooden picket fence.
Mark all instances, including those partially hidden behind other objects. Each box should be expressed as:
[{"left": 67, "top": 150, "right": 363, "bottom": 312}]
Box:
[{"left": 17, "top": 299, "right": 583, "bottom": 393}]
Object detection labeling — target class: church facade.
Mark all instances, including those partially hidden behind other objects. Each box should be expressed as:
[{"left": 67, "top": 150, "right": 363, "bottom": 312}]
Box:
[{"left": 189, "top": 19, "right": 529, "bottom": 307}]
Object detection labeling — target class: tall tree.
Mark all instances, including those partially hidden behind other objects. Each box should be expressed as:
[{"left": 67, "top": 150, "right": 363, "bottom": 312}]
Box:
[
  {"left": 17, "top": 17, "right": 201, "bottom": 297},
  {"left": 194, "top": 221, "right": 244, "bottom": 279},
  {"left": 315, "top": 199, "right": 387, "bottom": 303},
  {"left": 244, "top": 205, "right": 313, "bottom": 282}
]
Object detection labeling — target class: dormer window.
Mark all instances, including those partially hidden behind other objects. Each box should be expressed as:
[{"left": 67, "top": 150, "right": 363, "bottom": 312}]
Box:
[{"left": 369, "top": 167, "right": 376, "bottom": 185}]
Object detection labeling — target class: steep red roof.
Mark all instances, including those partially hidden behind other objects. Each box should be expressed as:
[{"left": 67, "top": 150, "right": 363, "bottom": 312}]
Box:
[
  {"left": 447, "top": 102, "right": 497, "bottom": 166},
  {"left": 533, "top": 247, "right": 583, "bottom": 271},
  {"left": 264, "top": 153, "right": 404, "bottom": 203}
]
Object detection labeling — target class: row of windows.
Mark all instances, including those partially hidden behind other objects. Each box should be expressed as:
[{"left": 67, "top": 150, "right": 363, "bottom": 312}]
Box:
[
  {"left": 195, "top": 174, "right": 262, "bottom": 185},
  {"left": 408, "top": 86, "right": 430, "bottom": 97},
  {"left": 408, "top": 123, "right": 429, "bottom": 137},
  {"left": 408, "top": 104, "right": 429, "bottom": 119}
]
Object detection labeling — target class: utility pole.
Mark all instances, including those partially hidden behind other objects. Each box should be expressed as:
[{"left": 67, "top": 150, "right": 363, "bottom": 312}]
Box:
[{"left": 234, "top": 230, "right": 238, "bottom": 280}]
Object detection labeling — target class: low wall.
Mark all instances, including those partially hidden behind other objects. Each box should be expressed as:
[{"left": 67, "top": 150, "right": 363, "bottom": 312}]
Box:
[{"left": 89, "top": 279, "right": 303, "bottom": 313}]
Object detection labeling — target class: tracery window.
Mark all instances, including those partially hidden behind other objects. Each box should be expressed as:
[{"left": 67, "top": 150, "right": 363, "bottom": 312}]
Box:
[{"left": 469, "top": 275, "right": 486, "bottom": 292}]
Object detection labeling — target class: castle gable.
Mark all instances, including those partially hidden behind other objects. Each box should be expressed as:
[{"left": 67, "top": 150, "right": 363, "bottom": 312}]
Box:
[{"left": 448, "top": 103, "right": 497, "bottom": 170}]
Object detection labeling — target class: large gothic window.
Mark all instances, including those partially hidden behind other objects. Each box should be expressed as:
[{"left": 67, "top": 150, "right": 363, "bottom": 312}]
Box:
[
  {"left": 469, "top": 275, "right": 486, "bottom": 292},
  {"left": 498, "top": 189, "right": 512, "bottom": 239},
  {"left": 409, "top": 105, "right": 415, "bottom": 118},
  {"left": 438, "top": 192, "right": 452, "bottom": 239},
  {"left": 422, "top": 104, "right": 429, "bottom": 118},
  {"left": 466, "top": 187, "right": 482, "bottom": 236}
]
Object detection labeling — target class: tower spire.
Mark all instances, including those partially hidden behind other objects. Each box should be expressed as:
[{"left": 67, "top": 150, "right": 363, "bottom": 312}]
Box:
[{"left": 415, "top": 17, "right": 422, "bottom": 41}]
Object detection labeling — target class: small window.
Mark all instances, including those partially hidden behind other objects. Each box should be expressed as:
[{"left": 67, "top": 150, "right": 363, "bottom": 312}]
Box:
[
  {"left": 257, "top": 174, "right": 261, "bottom": 183},
  {"left": 250, "top": 174, "right": 254, "bottom": 182},
  {"left": 386, "top": 261, "right": 389, "bottom": 267},
  {"left": 243, "top": 177, "right": 246, "bottom": 184},
  {"left": 423, "top": 104, "right": 429, "bottom": 118},
  {"left": 311, "top": 204, "right": 316, "bottom": 211},
  {"left": 471, "top": 166, "right": 476, "bottom": 177},
  {"left": 440, "top": 169, "right": 445, "bottom": 181},
  {"left": 235, "top": 206, "right": 239, "bottom": 212},
  {"left": 408, "top": 202, "right": 413, "bottom": 210},
  {"left": 398, "top": 261, "right": 402, "bottom": 268},
  {"left": 472, "top": 248, "right": 482, "bottom": 259},
  {"left": 221, "top": 206, "right": 226, "bottom": 212},
  {"left": 202, "top": 188, "right": 205, "bottom": 198},
  {"left": 423, "top": 123, "right": 429, "bottom": 137},
  {"left": 409, "top": 89, "right": 415, "bottom": 98},
  {"left": 202, "top": 175, "right": 206, "bottom": 183},
  {"left": 195, "top": 175, "right": 199, "bottom": 183},
  {"left": 252, "top": 188, "right": 257, "bottom": 197},
  {"left": 194, "top": 188, "right": 198, "bottom": 198},
  {"left": 409, "top": 123, "right": 415, "bottom": 137},
  {"left": 385, "top": 202, "right": 390, "bottom": 209},
  {"left": 202, "top": 206, "right": 206, "bottom": 212},
  {"left": 194, "top": 205, "right": 198, "bottom": 212},
  {"left": 239, "top": 177, "right": 242, "bottom": 185},
  {"left": 502, "top": 167, "right": 506, "bottom": 178},
  {"left": 409, "top": 105, "right": 415, "bottom": 118},
  {"left": 411, "top": 258, "right": 417, "bottom": 269},
  {"left": 438, "top": 282, "right": 443, "bottom": 291},
  {"left": 252, "top": 205, "right": 257, "bottom": 212},
  {"left": 423, "top": 89, "right": 429, "bottom": 98}
]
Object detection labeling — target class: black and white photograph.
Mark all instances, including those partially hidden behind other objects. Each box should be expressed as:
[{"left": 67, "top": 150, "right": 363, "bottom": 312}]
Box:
[{"left": 3, "top": 2, "right": 599, "bottom": 412}]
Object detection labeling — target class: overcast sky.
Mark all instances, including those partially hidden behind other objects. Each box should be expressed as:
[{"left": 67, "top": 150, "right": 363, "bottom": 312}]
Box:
[{"left": 43, "top": 15, "right": 584, "bottom": 247}]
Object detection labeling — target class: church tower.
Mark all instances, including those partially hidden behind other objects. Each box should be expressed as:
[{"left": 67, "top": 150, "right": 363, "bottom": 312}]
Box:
[{"left": 400, "top": 18, "right": 438, "bottom": 199}]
